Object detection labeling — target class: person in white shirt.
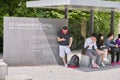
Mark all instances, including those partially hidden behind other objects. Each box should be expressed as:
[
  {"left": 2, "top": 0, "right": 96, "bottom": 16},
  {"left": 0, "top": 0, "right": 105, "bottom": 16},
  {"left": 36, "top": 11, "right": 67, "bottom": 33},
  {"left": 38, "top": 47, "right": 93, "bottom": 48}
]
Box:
[{"left": 84, "top": 33, "right": 101, "bottom": 68}]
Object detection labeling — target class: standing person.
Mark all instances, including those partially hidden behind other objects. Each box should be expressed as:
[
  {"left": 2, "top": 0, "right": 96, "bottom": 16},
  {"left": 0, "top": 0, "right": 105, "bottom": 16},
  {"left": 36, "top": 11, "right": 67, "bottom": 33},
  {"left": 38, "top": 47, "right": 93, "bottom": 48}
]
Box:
[
  {"left": 57, "top": 26, "right": 73, "bottom": 67},
  {"left": 115, "top": 34, "right": 120, "bottom": 47},
  {"left": 104, "top": 33, "right": 120, "bottom": 66},
  {"left": 96, "top": 34, "right": 109, "bottom": 67},
  {"left": 84, "top": 33, "right": 101, "bottom": 68}
]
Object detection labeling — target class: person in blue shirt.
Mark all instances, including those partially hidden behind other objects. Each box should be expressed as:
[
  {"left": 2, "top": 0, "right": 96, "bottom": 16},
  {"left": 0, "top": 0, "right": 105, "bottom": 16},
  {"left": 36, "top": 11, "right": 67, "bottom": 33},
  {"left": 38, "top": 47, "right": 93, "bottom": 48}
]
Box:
[{"left": 104, "top": 33, "right": 120, "bottom": 66}]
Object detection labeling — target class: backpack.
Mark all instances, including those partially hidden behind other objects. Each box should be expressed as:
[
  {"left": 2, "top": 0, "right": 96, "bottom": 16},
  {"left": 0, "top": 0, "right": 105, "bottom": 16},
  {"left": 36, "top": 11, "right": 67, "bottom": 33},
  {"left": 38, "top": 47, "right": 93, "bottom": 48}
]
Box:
[
  {"left": 81, "top": 46, "right": 89, "bottom": 55},
  {"left": 69, "top": 55, "right": 79, "bottom": 68}
]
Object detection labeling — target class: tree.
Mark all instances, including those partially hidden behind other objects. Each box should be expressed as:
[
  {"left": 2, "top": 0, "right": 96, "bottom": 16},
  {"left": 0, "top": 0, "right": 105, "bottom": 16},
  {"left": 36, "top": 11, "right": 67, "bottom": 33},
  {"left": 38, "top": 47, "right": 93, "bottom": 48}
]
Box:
[{"left": 0, "top": 0, "right": 120, "bottom": 51}]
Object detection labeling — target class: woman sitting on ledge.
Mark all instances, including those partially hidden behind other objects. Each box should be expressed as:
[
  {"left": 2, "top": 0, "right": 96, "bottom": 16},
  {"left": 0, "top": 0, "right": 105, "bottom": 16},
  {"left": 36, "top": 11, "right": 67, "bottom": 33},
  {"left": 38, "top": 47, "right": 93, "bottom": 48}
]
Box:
[{"left": 96, "top": 34, "right": 109, "bottom": 67}]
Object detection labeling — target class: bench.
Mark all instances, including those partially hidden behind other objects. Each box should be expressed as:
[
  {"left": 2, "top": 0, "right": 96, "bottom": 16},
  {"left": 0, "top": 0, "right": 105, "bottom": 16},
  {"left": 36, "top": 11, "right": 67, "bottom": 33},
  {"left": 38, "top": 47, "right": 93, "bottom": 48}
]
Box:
[
  {"left": 81, "top": 54, "right": 111, "bottom": 67},
  {"left": 0, "top": 61, "right": 8, "bottom": 80},
  {"left": 5, "top": 75, "right": 32, "bottom": 80},
  {"left": 67, "top": 50, "right": 111, "bottom": 67}
]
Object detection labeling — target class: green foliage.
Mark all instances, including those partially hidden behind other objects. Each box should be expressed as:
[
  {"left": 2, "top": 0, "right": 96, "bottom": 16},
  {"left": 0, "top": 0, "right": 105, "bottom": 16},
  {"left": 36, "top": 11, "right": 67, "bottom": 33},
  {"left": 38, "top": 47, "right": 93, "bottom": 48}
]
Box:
[
  {"left": 68, "top": 10, "right": 90, "bottom": 49},
  {"left": 105, "top": 0, "right": 120, "bottom": 1},
  {"left": 0, "top": 0, "right": 120, "bottom": 51},
  {"left": 94, "top": 12, "right": 120, "bottom": 37},
  {"left": 94, "top": 12, "right": 111, "bottom": 37}
]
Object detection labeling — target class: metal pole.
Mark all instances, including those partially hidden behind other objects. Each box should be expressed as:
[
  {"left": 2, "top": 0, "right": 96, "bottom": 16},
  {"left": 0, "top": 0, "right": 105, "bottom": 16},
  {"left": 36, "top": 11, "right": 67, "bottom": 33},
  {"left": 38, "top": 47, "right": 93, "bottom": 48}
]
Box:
[
  {"left": 64, "top": 8, "right": 68, "bottom": 19},
  {"left": 64, "top": 8, "right": 68, "bottom": 63},
  {"left": 110, "top": 11, "right": 115, "bottom": 33},
  {"left": 89, "top": 10, "right": 94, "bottom": 34}
]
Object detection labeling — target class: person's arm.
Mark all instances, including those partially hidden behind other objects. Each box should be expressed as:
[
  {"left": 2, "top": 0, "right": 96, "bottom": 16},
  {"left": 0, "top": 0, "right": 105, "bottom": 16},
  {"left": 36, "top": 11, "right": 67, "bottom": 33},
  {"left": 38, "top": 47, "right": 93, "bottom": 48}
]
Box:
[
  {"left": 84, "top": 39, "right": 90, "bottom": 48},
  {"left": 115, "top": 39, "right": 117, "bottom": 44},
  {"left": 94, "top": 42, "right": 97, "bottom": 50},
  {"left": 96, "top": 43, "right": 101, "bottom": 49},
  {"left": 68, "top": 37, "right": 73, "bottom": 48},
  {"left": 57, "top": 37, "right": 66, "bottom": 42},
  {"left": 106, "top": 40, "right": 116, "bottom": 47},
  {"left": 57, "top": 31, "right": 66, "bottom": 42}
]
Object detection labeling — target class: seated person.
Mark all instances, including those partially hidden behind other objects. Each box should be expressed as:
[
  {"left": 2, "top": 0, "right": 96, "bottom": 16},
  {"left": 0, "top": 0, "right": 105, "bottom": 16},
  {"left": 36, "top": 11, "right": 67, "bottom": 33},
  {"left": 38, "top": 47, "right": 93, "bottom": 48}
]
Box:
[
  {"left": 104, "top": 33, "right": 120, "bottom": 66},
  {"left": 96, "top": 34, "right": 109, "bottom": 67},
  {"left": 84, "top": 33, "right": 101, "bottom": 68},
  {"left": 115, "top": 34, "right": 120, "bottom": 48}
]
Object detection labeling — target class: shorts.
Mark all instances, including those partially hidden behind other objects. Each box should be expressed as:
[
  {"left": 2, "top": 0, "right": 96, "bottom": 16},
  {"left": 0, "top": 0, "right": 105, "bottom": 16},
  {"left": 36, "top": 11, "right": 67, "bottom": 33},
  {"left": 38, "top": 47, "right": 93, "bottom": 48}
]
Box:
[{"left": 59, "top": 45, "right": 71, "bottom": 58}]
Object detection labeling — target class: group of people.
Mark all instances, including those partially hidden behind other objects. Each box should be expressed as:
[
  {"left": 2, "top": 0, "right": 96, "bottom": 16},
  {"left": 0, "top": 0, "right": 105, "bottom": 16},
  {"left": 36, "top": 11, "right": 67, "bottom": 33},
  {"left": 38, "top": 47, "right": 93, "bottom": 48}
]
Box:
[
  {"left": 57, "top": 26, "right": 120, "bottom": 68},
  {"left": 84, "top": 33, "right": 120, "bottom": 68}
]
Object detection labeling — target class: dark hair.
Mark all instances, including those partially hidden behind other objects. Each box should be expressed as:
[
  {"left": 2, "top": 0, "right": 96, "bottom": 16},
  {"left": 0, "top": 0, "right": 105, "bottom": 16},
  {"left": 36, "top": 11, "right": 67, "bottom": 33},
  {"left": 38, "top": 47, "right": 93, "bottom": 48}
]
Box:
[
  {"left": 97, "top": 34, "right": 103, "bottom": 40},
  {"left": 118, "top": 34, "right": 120, "bottom": 38},
  {"left": 97, "top": 34, "right": 104, "bottom": 44},
  {"left": 91, "top": 33, "right": 97, "bottom": 38},
  {"left": 62, "top": 26, "right": 68, "bottom": 30},
  {"left": 107, "top": 33, "right": 114, "bottom": 37}
]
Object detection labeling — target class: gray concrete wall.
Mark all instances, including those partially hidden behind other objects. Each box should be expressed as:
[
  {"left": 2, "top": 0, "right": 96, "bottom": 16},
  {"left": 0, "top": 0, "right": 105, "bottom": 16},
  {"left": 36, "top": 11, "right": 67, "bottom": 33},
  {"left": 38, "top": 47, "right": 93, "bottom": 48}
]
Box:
[{"left": 3, "top": 17, "right": 68, "bottom": 66}]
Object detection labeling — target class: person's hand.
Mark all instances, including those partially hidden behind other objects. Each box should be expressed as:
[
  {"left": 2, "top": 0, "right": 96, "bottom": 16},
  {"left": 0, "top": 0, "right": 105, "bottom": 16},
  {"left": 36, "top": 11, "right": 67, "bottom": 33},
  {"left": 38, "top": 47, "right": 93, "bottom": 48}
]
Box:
[
  {"left": 108, "top": 48, "right": 111, "bottom": 51},
  {"left": 101, "top": 45, "right": 105, "bottom": 48},
  {"left": 61, "top": 38, "right": 66, "bottom": 41},
  {"left": 92, "top": 38, "right": 96, "bottom": 43},
  {"left": 102, "top": 45, "right": 105, "bottom": 47},
  {"left": 68, "top": 45, "right": 71, "bottom": 48},
  {"left": 94, "top": 38, "right": 97, "bottom": 42},
  {"left": 115, "top": 45, "right": 118, "bottom": 48}
]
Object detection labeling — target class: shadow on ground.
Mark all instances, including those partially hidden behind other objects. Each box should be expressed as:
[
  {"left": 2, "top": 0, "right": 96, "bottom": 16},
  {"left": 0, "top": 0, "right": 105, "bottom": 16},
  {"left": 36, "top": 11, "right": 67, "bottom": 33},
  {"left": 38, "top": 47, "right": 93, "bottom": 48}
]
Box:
[{"left": 73, "top": 65, "right": 120, "bottom": 72}]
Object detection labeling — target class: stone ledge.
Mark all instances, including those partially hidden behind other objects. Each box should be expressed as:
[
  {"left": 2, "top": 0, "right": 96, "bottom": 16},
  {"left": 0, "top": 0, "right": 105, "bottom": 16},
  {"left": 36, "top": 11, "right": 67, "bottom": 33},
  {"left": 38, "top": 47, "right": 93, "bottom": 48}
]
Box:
[
  {"left": 68, "top": 50, "right": 111, "bottom": 67},
  {"left": 0, "top": 62, "right": 8, "bottom": 80},
  {"left": 5, "top": 75, "right": 32, "bottom": 80}
]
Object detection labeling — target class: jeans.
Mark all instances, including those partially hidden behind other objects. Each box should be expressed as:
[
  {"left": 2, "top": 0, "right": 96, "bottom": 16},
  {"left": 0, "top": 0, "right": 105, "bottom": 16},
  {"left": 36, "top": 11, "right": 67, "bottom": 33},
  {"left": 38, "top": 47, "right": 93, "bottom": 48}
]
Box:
[
  {"left": 111, "top": 47, "right": 120, "bottom": 63},
  {"left": 86, "top": 49, "right": 101, "bottom": 65}
]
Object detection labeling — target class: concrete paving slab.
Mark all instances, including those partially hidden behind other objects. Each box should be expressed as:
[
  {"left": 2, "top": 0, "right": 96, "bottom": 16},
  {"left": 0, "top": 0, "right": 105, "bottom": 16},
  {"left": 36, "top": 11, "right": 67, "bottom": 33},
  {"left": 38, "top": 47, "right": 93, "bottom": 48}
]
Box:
[{"left": 8, "top": 65, "right": 120, "bottom": 80}]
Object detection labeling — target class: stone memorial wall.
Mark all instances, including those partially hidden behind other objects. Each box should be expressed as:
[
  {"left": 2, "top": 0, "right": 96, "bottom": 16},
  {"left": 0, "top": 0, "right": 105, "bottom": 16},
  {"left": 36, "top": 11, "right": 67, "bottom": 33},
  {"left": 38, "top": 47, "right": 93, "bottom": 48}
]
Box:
[{"left": 3, "top": 17, "right": 68, "bottom": 66}]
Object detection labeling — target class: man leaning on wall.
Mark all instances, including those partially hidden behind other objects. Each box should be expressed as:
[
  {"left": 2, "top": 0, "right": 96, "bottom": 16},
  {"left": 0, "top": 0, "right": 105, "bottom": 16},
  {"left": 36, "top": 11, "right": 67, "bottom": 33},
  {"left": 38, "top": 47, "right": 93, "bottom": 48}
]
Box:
[{"left": 57, "top": 26, "right": 73, "bottom": 67}]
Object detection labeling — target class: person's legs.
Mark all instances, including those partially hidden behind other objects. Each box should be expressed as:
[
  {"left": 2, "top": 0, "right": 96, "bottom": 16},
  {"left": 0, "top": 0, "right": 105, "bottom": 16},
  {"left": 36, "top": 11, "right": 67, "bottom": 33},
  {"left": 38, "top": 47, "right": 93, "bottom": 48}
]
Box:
[
  {"left": 111, "top": 52, "right": 115, "bottom": 66},
  {"left": 65, "top": 47, "right": 71, "bottom": 55},
  {"left": 103, "top": 49, "right": 109, "bottom": 62},
  {"left": 97, "top": 50, "right": 104, "bottom": 60},
  {"left": 86, "top": 49, "right": 99, "bottom": 68},
  {"left": 97, "top": 50, "right": 106, "bottom": 67},
  {"left": 116, "top": 52, "right": 120, "bottom": 64},
  {"left": 59, "top": 46, "right": 67, "bottom": 67},
  {"left": 62, "top": 57, "right": 68, "bottom": 67},
  {"left": 92, "top": 50, "right": 101, "bottom": 66},
  {"left": 110, "top": 47, "right": 119, "bottom": 66},
  {"left": 86, "top": 49, "right": 94, "bottom": 65},
  {"left": 65, "top": 47, "right": 71, "bottom": 67}
]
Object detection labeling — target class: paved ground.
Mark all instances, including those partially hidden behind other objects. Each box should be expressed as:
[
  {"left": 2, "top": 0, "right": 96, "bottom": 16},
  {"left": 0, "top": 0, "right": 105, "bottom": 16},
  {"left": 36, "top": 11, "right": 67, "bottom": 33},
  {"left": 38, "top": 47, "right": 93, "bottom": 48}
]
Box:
[
  {"left": 8, "top": 65, "right": 120, "bottom": 80},
  {"left": 1, "top": 53, "right": 120, "bottom": 80}
]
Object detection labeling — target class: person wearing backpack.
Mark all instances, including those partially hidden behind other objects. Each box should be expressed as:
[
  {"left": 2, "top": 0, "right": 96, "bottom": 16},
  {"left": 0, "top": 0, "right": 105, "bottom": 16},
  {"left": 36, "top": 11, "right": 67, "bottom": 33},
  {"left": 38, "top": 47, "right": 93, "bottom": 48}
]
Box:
[{"left": 57, "top": 26, "right": 73, "bottom": 67}]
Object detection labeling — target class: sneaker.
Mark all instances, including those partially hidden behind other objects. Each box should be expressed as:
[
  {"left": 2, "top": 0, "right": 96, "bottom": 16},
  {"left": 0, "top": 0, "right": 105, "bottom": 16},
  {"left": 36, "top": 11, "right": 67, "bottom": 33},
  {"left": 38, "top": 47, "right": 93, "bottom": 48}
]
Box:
[
  {"left": 116, "top": 62, "right": 120, "bottom": 65},
  {"left": 101, "top": 62, "right": 106, "bottom": 67},
  {"left": 111, "top": 62, "right": 116, "bottom": 66},
  {"left": 64, "top": 64, "right": 68, "bottom": 68},
  {"left": 103, "top": 58, "right": 109, "bottom": 62},
  {"left": 91, "top": 62, "right": 100, "bottom": 69}
]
